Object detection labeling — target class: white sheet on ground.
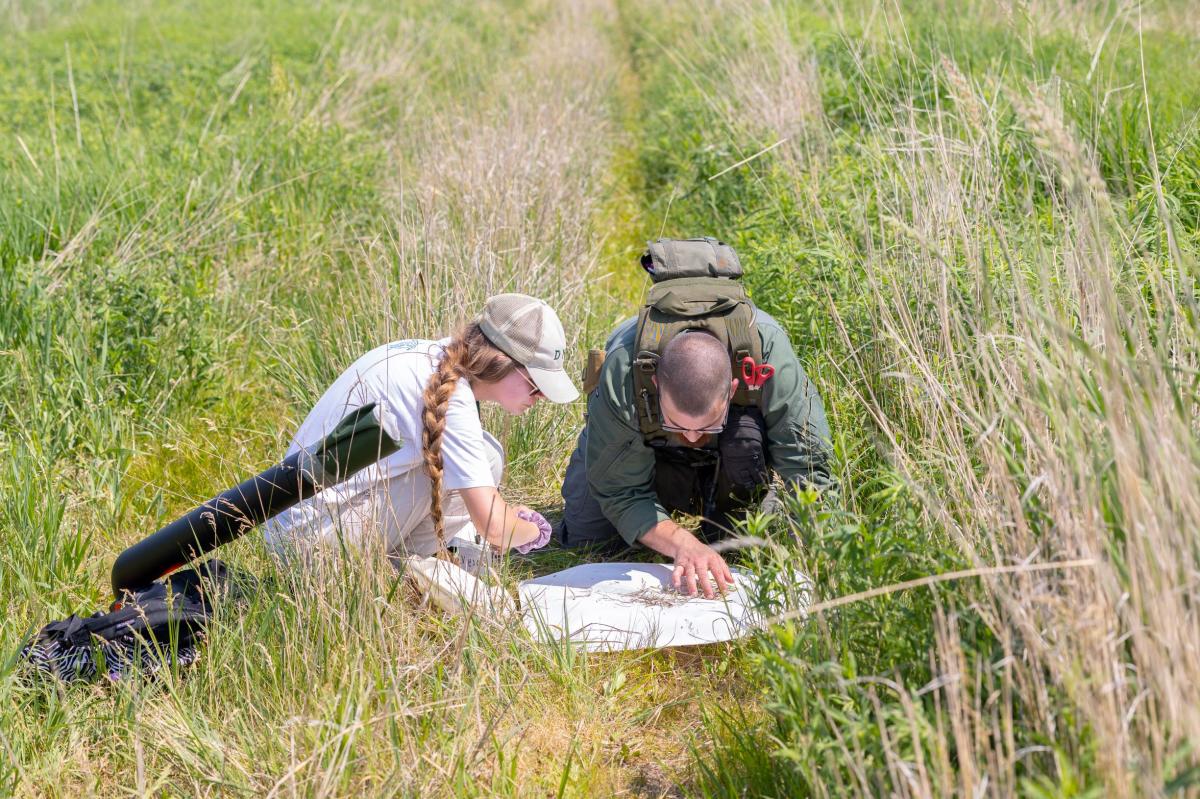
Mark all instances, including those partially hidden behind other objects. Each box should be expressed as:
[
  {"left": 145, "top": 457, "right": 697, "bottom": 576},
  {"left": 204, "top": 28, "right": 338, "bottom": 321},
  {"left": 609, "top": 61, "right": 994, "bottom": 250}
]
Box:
[{"left": 518, "top": 562, "right": 808, "bottom": 652}]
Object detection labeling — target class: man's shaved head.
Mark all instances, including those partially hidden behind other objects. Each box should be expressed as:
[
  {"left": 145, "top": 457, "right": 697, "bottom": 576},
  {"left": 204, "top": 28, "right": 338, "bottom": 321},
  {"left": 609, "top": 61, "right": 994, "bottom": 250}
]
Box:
[{"left": 657, "top": 331, "right": 730, "bottom": 416}]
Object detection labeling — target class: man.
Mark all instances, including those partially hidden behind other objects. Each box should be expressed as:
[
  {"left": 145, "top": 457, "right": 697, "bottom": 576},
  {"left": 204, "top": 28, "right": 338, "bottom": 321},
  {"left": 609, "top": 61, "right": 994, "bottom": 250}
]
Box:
[{"left": 558, "top": 238, "right": 834, "bottom": 597}]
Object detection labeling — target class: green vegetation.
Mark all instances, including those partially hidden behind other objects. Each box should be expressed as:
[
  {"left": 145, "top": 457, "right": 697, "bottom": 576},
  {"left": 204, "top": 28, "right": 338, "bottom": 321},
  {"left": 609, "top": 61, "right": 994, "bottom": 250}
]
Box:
[
  {"left": 619, "top": 1, "right": 1200, "bottom": 795},
  {"left": 3, "top": 0, "right": 1198, "bottom": 795}
]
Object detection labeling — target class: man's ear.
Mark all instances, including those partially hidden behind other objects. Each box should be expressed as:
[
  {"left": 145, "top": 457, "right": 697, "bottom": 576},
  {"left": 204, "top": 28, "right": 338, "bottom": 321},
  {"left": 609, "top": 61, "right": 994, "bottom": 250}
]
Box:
[
  {"left": 651, "top": 375, "right": 658, "bottom": 389},
  {"left": 729, "top": 377, "right": 739, "bottom": 397}
]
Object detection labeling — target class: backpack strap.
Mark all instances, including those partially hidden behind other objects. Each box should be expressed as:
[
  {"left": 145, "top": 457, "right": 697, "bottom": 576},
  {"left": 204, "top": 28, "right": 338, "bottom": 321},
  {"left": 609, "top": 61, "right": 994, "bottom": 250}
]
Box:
[{"left": 633, "top": 276, "right": 763, "bottom": 442}]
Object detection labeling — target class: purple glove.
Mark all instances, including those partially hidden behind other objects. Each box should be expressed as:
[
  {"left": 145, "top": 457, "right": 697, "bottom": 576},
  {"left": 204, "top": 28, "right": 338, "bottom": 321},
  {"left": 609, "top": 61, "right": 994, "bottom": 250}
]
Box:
[{"left": 514, "top": 509, "right": 552, "bottom": 553}]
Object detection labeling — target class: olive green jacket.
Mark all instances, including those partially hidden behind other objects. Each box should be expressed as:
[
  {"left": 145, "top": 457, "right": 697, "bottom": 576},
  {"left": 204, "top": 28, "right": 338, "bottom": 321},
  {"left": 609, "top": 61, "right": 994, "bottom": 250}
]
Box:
[{"left": 585, "top": 310, "right": 834, "bottom": 545}]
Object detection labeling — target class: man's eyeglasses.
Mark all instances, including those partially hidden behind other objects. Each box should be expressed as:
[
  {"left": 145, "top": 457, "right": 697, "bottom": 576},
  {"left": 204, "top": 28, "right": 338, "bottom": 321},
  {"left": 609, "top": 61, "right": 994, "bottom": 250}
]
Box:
[
  {"left": 659, "top": 394, "right": 731, "bottom": 436},
  {"left": 661, "top": 420, "right": 726, "bottom": 435}
]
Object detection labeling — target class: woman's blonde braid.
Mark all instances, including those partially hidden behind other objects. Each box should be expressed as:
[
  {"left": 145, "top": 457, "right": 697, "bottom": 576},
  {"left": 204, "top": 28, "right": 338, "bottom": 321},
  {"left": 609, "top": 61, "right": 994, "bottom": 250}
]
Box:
[{"left": 421, "top": 338, "right": 469, "bottom": 558}]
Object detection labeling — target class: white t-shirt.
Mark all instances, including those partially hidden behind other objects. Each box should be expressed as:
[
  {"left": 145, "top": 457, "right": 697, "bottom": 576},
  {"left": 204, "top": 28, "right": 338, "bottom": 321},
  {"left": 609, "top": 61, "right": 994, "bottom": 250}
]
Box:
[{"left": 262, "top": 339, "right": 497, "bottom": 542}]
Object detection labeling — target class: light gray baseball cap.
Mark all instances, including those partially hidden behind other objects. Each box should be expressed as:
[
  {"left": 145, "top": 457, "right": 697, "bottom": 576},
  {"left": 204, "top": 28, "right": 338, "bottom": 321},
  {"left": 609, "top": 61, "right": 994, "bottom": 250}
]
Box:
[{"left": 479, "top": 294, "right": 579, "bottom": 403}]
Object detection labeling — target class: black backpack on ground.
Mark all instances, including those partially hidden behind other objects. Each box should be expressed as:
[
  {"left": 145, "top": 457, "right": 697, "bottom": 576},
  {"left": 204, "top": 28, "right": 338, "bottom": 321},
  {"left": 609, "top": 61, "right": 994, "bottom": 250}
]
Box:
[
  {"left": 21, "top": 404, "right": 393, "bottom": 685},
  {"left": 20, "top": 559, "right": 250, "bottom": 684}
]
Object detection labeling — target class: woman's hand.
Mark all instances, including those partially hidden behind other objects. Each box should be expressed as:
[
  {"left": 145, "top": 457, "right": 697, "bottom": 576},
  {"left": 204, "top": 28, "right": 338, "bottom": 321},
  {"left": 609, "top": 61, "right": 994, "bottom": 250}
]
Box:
[
  {"left": 511, "top": 507, "right": 552, "bottom": 553},
  {"left": 458, "top": 487, "right": 542, "bottom": 550}
]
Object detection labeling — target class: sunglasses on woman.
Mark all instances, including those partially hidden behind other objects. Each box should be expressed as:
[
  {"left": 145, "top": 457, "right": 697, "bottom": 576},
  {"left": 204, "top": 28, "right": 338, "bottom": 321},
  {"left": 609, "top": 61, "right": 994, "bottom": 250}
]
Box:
[{"left": 517, "top": 368, "right": 544, "bottom": 398}]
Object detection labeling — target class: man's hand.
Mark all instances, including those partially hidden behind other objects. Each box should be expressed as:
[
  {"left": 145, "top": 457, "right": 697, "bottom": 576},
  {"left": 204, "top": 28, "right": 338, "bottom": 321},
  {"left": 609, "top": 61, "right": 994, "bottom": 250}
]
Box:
[
  {"left": 640, "top": 519, "right": 734, "bottom": 599},
  {"left": 670, "top": 533, "right": 735, "bottom": 598}
]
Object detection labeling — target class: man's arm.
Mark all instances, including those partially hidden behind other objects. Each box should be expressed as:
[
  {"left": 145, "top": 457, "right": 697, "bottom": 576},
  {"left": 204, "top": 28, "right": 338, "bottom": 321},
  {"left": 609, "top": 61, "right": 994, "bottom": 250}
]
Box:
[
  {"left": 759, "top": 322, "right": 836, "bottom": 492},
  {"left": 583, "top": 386, "right": 671, "bottom": 545}
]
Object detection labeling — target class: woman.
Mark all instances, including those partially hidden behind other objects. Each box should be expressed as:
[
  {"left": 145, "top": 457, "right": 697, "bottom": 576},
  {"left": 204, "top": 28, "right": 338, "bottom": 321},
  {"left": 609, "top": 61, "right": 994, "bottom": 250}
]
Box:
[{"left": 263, "top": 293, "right": 578, "bottom": 561}]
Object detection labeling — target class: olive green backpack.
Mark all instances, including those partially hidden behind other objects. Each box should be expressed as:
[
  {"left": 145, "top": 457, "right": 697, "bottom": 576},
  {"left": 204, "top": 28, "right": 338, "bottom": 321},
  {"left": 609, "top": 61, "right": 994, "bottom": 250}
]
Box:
[{"left": 631, "top": 237, "right": 763, "bottom": 443}]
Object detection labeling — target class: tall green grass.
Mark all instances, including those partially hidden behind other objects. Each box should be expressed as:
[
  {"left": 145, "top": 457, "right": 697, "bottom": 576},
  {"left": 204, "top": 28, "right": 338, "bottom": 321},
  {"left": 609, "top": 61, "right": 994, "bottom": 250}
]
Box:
[{"left": 620, "top": 0, "right": 1200, "bottom": 794}]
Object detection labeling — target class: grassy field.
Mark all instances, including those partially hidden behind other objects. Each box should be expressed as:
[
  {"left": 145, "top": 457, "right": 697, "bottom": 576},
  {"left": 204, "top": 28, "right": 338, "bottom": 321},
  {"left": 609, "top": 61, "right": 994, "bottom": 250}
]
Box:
[{"left": 3, "top": 0, "right": 1199, "bottom": 796}]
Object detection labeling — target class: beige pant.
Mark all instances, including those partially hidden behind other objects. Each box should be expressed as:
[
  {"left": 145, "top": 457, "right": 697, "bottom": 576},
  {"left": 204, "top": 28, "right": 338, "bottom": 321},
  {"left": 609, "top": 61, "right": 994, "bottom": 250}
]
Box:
[{"left": 265, "top": 432, "right": 505, "bottom": 560}]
